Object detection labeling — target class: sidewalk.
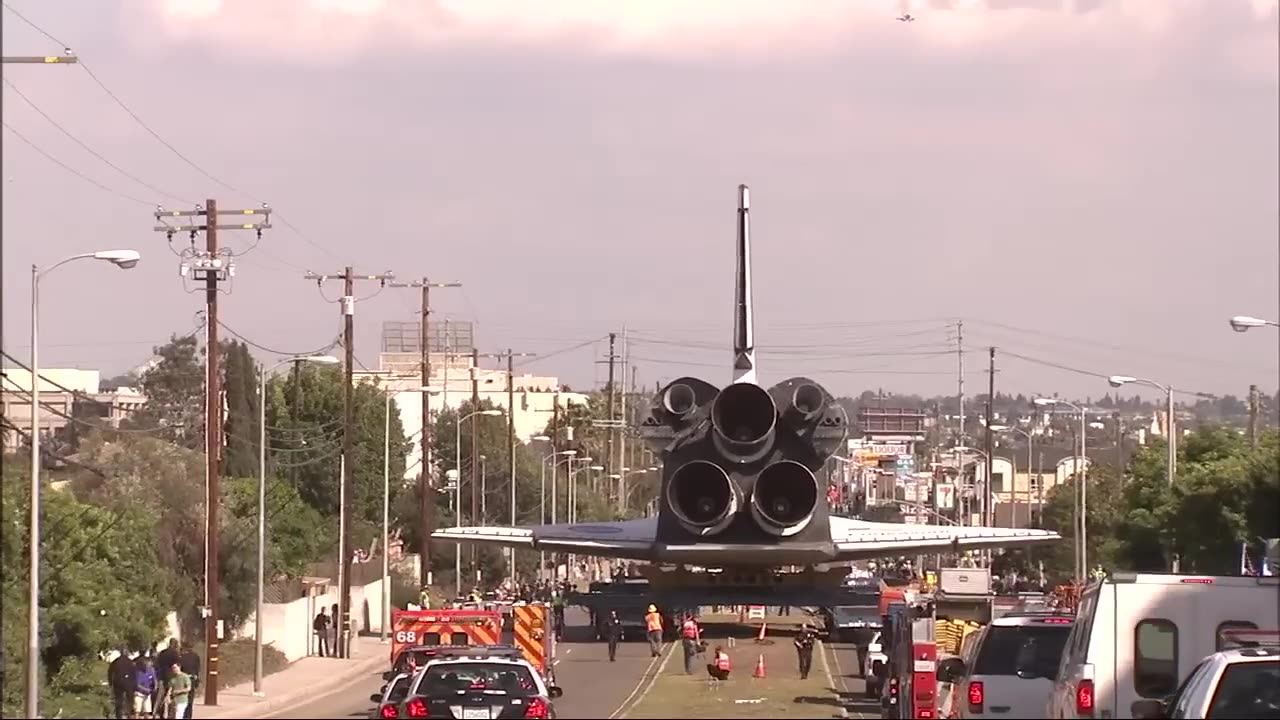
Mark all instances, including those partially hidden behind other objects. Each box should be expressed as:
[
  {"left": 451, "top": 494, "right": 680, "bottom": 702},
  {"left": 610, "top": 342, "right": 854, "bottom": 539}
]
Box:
[{"left": 197, "top": 636, "right": 389, "bottom": 719}]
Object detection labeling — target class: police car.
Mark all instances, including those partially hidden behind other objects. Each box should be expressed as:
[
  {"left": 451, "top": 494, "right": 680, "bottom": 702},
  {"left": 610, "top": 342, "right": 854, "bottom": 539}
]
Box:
[{"left": 392, "top": 646, "right": 564, "bottom": 719}]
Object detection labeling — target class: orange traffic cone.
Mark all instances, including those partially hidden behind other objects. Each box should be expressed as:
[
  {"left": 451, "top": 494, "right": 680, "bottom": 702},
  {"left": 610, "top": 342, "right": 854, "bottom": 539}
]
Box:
[
  {"left": 752, "top": 654, "right": 766, "bottom": 678},
  {"left": 755, "top": 623, "right": 767, "bottom": 643}
]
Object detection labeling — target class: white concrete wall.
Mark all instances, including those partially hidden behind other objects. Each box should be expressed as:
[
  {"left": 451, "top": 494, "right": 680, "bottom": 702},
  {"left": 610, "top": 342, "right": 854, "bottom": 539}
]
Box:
[{"left": 229, "top": 576, "right": 392, "bottom": 662}]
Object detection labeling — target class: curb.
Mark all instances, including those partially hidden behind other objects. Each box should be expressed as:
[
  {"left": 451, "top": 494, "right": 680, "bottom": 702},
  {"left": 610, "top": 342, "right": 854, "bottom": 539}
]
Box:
[{"left": 201, "top": 652, "right": 386, "bottom": 719}]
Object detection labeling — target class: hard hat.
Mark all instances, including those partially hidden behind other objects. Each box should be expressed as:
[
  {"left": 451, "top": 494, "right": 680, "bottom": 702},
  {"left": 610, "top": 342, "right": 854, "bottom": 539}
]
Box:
[{"left": 647, "top": 604, "right": 657, "bottom": 613}]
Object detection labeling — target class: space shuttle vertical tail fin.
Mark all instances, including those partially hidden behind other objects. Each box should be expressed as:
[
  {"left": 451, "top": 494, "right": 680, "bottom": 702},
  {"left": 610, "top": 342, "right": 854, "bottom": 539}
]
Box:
[{"left": 733, "top": 184, "right": 757, "bottom": 385}]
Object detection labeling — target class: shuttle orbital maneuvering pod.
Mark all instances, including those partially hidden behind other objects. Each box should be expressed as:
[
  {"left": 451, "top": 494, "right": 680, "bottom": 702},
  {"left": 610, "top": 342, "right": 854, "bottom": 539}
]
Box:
[{"left": 432, "top": 185, "right": 1060, "bottom": 600}]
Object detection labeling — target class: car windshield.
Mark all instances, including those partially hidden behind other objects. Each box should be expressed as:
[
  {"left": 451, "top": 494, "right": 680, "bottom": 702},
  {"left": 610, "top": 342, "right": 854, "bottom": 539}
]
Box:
[
  {"left": 387, "top": 675, "right": 413, "bottom": 704},
  {"left": 1207, "top": 661, "right": 1280, "bottom": 719},
  {"left": 832, "top": 606, "right": 878, "bottom": 623},
  {"left": 419, "top": 662, "right": 539, "bottom": 697},
  {"left": 972, "top": 624, "right": 1072, "bottom": 679}
]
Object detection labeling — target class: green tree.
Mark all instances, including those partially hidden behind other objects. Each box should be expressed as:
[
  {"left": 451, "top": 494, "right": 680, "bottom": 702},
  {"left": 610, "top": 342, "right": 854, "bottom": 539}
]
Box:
[
  {"left": 68, "top": 432, "right": 207, "bottom": 633},
  {"left": 1037, "top": 465, "right": 1131, "bottom": 582},
  {"left": 2, "top": 460, "right": 170, "bottom": 719},
  {"left": 265, "top": 367, "right": 410, "bottom": 544},
  {"left": 124, "top": 334, "right": 205, "bottom": 448},
  {"left": 221, "top": 340, "right": 260, "bottom": 479},
  {"left": 424, "top": 399, "right": 550, "bottom": 589}
]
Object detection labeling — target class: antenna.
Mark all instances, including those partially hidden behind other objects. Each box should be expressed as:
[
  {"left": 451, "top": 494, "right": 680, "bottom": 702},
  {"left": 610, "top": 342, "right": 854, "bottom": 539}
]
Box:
[{"left": 733, "top": 184, "right": 757, "bottom": 384}]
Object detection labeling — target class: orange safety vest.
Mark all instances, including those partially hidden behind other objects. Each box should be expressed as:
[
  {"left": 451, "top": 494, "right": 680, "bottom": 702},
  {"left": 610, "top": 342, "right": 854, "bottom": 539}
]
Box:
[
  {"left": 715, "top": 652, "right": 731, "bottom": 672},
  {"left": 682, "top": 619, "right": 699, "bottom": 639},
  {"left": 645, "top": 612, "right": 663, "bottom": 632}
]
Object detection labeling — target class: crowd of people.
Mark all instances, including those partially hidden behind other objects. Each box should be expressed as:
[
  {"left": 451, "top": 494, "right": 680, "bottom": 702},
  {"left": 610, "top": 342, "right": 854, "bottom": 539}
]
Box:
[{"left": 106, "top": 639, "right": 201, "bottom": 720}]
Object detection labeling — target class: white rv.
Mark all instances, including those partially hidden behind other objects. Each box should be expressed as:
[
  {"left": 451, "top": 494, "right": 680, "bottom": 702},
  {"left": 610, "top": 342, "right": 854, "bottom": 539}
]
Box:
[{"left": 1046, "top": 572, "right": 1280, "bottom": 719}]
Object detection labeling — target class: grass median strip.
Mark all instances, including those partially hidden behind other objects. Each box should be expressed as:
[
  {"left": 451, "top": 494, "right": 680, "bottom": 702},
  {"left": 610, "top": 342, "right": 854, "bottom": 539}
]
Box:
[{"left": 623, "top": 633, "right": 842, "bottom": 719}]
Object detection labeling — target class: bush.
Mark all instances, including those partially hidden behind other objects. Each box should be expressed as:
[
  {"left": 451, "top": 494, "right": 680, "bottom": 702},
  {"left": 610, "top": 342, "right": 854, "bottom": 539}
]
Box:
[{"left": 216, "top": 638, "right": 289, "bottom": 688}]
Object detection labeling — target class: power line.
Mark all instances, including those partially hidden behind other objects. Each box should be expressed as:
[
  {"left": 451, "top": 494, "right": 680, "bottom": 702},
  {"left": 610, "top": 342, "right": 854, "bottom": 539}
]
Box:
[
  {"left": 2, "top": 76, "right": 192, "bottom": 204},
  {"left": 3, "top": 121, "right": 154, "bottom": 206}
]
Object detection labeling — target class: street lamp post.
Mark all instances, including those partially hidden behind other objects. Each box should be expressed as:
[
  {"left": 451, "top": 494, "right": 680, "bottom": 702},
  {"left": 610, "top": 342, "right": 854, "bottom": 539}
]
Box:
[
  {"left": 1228, "top": 316, "right": 1280, "bottom": 332},
  {"left": 28, "top": 249, "right": 140, "bottom": 719},
  {"left": 255, "top": 354, "right": 339, "bottom": 694},
  {"left": 539, "top": 449, "right": 575, "bottom": 581},
  {"left": 455, "top": 409, "right": 502, "bottom": 597},
  {"left": 1108, "top": 375, "right": 1180, "bottom": 572},
  {"left": 1034, "top": 398, "right": 1088, "bottom": 582}
]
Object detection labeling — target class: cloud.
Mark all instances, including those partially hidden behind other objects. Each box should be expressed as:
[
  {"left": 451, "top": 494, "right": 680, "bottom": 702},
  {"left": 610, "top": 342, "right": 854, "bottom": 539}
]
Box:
[{"left": 137, "top": 0, "right": 1277, "bottom": 79}]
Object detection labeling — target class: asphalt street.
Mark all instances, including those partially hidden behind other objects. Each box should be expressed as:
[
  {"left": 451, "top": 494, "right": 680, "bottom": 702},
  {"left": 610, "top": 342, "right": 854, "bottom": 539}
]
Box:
[
  {"left": 824, "top": 639, "right": 883, "bottom": 720},
  {"left": 266, "top": 608, "right": 659, "bottom": 719}
]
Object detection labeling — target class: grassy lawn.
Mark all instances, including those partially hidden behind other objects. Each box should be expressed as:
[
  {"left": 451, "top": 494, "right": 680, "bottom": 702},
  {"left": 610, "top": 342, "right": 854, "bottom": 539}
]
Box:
[{"left": 624, "top": 628, "right": 842, "bottom": 719}]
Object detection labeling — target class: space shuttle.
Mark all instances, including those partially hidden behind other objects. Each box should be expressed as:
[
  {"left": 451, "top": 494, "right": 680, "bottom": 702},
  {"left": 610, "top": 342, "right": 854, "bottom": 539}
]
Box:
[{"left": 432, "top": 185, "right": 1059, "bottom": 569}]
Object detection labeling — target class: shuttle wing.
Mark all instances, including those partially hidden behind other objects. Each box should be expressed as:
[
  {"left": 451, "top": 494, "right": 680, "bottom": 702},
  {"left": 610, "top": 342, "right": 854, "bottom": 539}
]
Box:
[
  {"left": 434, "top": 516, "right": 1059, "bottom": 565},
  {"left": 432, "top": 519, "right": 660, "bottom": 560},
  {"left": 829, "top": 516, "right": 1060, "bottom": 560}
]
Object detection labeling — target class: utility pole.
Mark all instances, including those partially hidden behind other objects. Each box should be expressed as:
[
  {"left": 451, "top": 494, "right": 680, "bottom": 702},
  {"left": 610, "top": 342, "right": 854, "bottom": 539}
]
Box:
[
  {"left": 605, "top": 333, "right": 618, "bottom": 490},
  {"left": 388, "top": 278, "right": 461, "bottom": 589},
  {"left": 984, "top": 346, "right": 996, "bottom": 530},
  {"left": 1249, "top": 384, "right": 1260, "bottom": 448},
  {"left": 500, "top": 349, "right": 534, "bottom": 584},
  {"left": 154, "top": 201, "right": 269, "bottom": 707},
  {"left": 618, "top": 328, "right": 628, "bottom": 507},
  {"left": 304, "top": 267, "right": 395, "bottom": 658},
  {"left": 956, "top": 320, "right": 965, "bottom": 445}
]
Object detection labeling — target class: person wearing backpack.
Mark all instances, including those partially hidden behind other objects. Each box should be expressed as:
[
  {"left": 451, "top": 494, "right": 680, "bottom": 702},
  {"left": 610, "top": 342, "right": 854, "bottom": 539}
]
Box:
[{"left": 107, "top": 647, "right": 136, "bottom": 720}]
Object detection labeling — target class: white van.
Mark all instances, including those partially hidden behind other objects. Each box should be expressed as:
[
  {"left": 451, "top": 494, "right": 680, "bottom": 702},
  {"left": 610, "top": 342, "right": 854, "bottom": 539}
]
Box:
[{"left": 1046, "top": 572, "right": 1280, "bottom": 719}]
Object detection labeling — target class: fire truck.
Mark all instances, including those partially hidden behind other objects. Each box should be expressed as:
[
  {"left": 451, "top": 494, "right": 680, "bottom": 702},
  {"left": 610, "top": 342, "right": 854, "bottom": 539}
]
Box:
[
  {"left": 388, "top": 605, "right": 558, "bottom": 683},
  {"left": 389, "top": 608, "right": 504, "bottom": 666},
  {"left": 876, "top": 596, "right": 940, "bottom": 720}
]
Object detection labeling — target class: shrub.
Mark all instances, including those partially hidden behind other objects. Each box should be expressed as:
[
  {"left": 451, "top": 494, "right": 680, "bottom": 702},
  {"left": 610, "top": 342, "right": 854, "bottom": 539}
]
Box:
[{"left": 215, "top": 637, "right": 289, "bottom": 688}]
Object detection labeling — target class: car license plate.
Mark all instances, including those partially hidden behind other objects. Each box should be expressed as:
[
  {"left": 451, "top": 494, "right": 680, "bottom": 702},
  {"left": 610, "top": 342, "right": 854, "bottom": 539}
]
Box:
[{"left": 462, "top": 709, "right": 489, "bottom": 720}]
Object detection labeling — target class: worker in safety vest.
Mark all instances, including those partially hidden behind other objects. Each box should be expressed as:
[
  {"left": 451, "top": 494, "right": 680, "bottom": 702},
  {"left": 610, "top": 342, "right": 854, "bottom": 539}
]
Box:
[
  {"left": 644, "top": 605, "right": 663, "bottom": 657},
  {"left": 680, "top": 613, "right": 701, "bottom": 674},
  {"left": 418, "top": 587, "right": 431, "bottom": 609},
  {"left": 707, "top": 646, "right": 731, "bottom": 681}
]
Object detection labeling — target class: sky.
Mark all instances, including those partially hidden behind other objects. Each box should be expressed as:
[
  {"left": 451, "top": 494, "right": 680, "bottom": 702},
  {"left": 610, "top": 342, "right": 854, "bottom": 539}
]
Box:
[{"left": 2, "top": 0, "right": 1277, "bottom": 406}]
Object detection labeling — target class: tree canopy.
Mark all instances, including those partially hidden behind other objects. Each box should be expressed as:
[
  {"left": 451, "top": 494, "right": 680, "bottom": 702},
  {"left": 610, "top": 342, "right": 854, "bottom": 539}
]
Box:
[
  {"left": 1032, "top": 427, "right": 1280, "bottom": 582},
  {"left": 2, "top": 459, "right": 171, "bottom": 719}
]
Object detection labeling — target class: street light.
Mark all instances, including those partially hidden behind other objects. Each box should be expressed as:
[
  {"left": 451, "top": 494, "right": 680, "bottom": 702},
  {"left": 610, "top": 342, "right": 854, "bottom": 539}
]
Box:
[
  {"left": 28, "top": 249, "right": 140, "bottom": 718},
  {"left": 508, "top": 435, "right": 549, "bottom": 586},
  {"left": 1107, "top": 375, "right": 1180, "bottom": 572},
  {"left": 540, "top": 449, "right": 576, "bottom": 581},
  {"left": 1034, "top": 397, "right": 1088, "bottom": 582},
  {"left": 455, "top": 409, "right": 503, "bottom": 597},
  {"left": 379, "top": 383, "right": 440, "bottom": 642},
  {"left": 1229, "top": 315, "right": 1279, "bottom": 332},
  {"left": 255, "top": 354, "right": 339, "bottom": 694}
]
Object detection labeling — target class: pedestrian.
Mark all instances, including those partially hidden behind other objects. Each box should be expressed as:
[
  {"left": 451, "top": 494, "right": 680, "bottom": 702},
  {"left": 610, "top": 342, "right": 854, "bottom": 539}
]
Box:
[
  {"left": 166, "top": 661, "right": 193, "bottom": 720},
  {"left": 134, "top": 655, "right": 157, "bottom": 719},
  {"left": 605, "top": 610, "right": 623, "bottom": 662},
  {"left": 178, "top": 642, "right": 201, "bottom": 720},
  {"left": 314, "top": 607, "right": 330, "bottom": 657},
  {"left": 155, "top": 639, "right": 179, "bottom": 718},
  {"left": 680, "top": 613, "right": 701, "bottom": 675},
  {"left": 643, "top": 604, "right": 664, "bottom": 657},
  {"left": 794, "top": 623, "right": 817, "bottom": 680},
  {"left": 107, "top": 647, "right": 135, "bottom": 720},
  {"left": 551, "top": 592, "right": 566, "bottom": 641}
]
